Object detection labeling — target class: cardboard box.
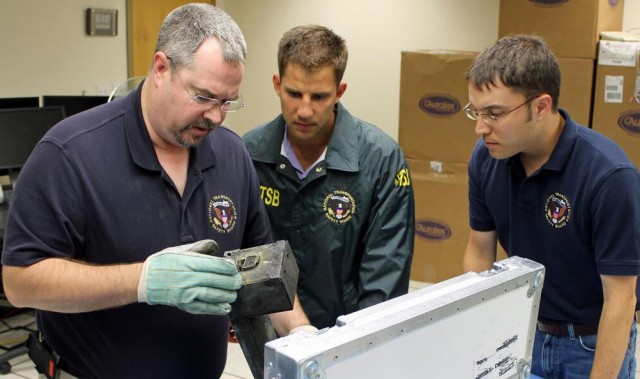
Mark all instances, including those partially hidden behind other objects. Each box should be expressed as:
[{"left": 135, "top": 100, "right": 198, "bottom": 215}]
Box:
[
  {"left": 591, "top": 40, "right": 640, "bottom": 166},
  {"left": 398, "top": 51, "right": 594, "bottom": 164},
  {"left": 499, "top": 0, "right": 624, "bottom": 59},
  {"left": 557, "top": 57, "right": 595, "bottom": 127},
  {"left": 398, "top": 50, "right": 479, "bottom": 164},
  {"left": 408, "top": 159, "right": 507, "bottom": 283}
]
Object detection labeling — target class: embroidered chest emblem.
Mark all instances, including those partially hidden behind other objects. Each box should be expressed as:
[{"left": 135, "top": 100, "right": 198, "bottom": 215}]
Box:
[
  {"left": 209, "top": 195, "right": 237, "bottom": 234},
  {"left": 544, "top": 192, "right": 571, "bottom": 229},
  {"left": 323, "top": 190, "right": 356, "bottom": 224}
]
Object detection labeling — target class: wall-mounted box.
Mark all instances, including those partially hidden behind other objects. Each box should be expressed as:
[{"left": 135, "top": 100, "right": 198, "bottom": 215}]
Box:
[{"left": 86, "top": 8, "right": 118, "bottom": 36}]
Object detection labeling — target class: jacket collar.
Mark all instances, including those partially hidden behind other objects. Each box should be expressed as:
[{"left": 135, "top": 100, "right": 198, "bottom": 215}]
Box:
[
  {"left": 251, "top": 102, "right": 359, "bottom": 172},
  {"left": 325, "top": 102, "right": 358, "bottom": 172}
]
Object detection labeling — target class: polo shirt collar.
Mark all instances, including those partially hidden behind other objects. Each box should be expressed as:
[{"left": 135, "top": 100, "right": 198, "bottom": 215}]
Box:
[
  {"left": 541, "top": 109, "right": 577, "bottom": 172},
  {"left": 506, "top": 109, "right": 577, "bottom": 174}
]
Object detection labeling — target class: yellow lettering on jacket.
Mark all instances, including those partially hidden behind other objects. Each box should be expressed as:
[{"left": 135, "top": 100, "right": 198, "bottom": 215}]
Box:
[
  {"left": 259, "top": 185, "right": 280, "bottom": 207},
  {"left": 394, "top": 168, "right": 411, "bottom": 187}
]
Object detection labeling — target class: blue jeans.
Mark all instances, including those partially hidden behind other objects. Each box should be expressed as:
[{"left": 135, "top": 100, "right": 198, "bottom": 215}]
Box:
[{"left": 531, "top": 321, "right": 637, "bottom": 379}]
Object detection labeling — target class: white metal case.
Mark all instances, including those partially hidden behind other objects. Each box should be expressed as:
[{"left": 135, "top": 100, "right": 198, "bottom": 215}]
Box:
[{"left": 264, "top": 256, "right": 544, "bottom": 379}]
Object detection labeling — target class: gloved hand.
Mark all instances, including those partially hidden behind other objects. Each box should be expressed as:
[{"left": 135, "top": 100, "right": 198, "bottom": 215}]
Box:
[{"left": 138, "top": 240, "right": 242, "bottom": 315}]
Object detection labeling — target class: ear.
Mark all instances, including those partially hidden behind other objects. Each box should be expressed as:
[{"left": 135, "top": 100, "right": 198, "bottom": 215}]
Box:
[
  {"left": 534, "top": 94, "right": 553, "bottom": 118},
  {"left": 152, "top": 52, "right": 171, "bottom": 85},
  {"left": 272, "top": 73, "right": 281, "bottom": 96},
  {"left": 336, "top": 82, "right": 347, "bottom": 102}
]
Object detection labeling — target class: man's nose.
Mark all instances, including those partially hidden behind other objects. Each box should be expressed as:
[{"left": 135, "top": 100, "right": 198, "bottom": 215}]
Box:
[
  {"left": 474, "top": 118, "right": 491, "bottom": 136},
  {"left": 297, "top": 98, "right": 313, "bottom": 118},
  {"left": 204, "top": 104, "right": 224, "bottom": 125}
]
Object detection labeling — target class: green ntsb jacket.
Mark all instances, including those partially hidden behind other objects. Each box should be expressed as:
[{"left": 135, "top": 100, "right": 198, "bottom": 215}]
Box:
[{"left": 243, "top": 103, "right": 415, "bottom": 329}]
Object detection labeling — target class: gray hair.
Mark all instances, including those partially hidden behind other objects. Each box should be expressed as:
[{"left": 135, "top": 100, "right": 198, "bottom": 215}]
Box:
[
  {"left": 466, "top": 34, "right": 560, "bottom": 111},
  {"left": 154, "top": 3, "right": 247, "bottom": 70}
]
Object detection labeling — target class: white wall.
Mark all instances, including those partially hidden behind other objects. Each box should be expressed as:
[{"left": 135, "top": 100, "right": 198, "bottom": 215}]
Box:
[
  {"left": 624, "top": 0, "right": 640, "bottom": 33},
  {"left": 0, "top": 0, "right": 127, "bottom": 98},
  {"left": 218, "top": 0, "right": 501, "bottom": 139}
]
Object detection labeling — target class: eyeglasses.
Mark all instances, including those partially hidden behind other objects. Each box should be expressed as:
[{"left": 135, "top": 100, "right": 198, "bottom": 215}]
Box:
[
  {"left": 463, "top": 96, "right": 538, "bottom": 125},
  {"left": 166, "top": 56, "right": 245, "bottom": 113}
]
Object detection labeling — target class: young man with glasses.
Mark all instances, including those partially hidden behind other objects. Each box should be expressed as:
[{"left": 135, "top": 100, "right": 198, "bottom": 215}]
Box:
[
  {"left": 243, "top": 25, "right": 415, "bottom": 330},
  {"left": 463, "top": 34, "right": 640, "bottom": 378},
  {"left": 1, "top": 4, "right": 309, "bottom": 378}
]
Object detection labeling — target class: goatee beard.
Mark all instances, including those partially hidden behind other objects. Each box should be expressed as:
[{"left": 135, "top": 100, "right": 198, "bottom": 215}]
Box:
[{"left": 176, "top": 119, "right": 217, "bottom": 148}]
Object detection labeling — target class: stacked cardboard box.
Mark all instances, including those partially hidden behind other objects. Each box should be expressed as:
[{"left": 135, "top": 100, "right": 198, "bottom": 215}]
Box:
[
  {"left": 499, "top": 0, "right": 624, "bottom": 60},
  {"left": 398, "top": 50, "right": 478, "bottom": 164},
  {"left": 591, "top": 39, "right": 640, "bottom": 166},
  {"left": 407, "top": 160, "right": 469, "bottom": 283},
  {"left": 557, "top": 58, "right": 595, "bottom": 127},
  {"left": 408, "top": 159, "right": 506, "bottom": 283},
  {"left": 398, "top": 51, "right": 476, "bottom": 283}
]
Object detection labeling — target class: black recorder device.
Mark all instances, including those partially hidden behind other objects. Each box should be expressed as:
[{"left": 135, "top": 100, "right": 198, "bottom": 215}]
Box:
[{"left": 224, "top": 240, "right": 299, "bottom": 317}]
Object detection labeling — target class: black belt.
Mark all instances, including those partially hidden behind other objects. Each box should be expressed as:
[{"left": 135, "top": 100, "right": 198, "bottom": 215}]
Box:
[{"left": 538, "top": 322, "right": 598, "bottom": 336}]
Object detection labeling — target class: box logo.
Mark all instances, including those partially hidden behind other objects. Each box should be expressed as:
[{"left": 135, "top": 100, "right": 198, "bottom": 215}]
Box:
[
  {"left": 529, "top": 0, "right": 569, "bottom": 6},
  {"left": 415, "top": 219, "right": 452, "bottom": 241},
  {"left": 418, "top": 94, "right": 460, "bottom": 117},
  {"left": 617, "top": 111, "right": 640, "bottom": 135}
]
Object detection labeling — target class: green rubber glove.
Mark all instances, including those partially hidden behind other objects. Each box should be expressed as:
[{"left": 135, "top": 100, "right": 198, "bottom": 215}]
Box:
[{"left": 138, "top": 240, "right": 242, "bottom": 315}]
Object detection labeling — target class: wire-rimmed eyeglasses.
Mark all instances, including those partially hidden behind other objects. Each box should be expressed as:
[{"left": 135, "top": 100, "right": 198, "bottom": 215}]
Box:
[
  {"left": 463, "top": 96, "right": 538, "bottom": 125},
  {"left": 166, "top": 56, "right": 245, "bottom": 113}
]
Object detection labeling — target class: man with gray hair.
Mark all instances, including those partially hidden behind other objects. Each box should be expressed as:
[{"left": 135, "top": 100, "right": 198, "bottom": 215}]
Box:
[{"left": 1, "top": 4, "right": 309, "bottom": 378}]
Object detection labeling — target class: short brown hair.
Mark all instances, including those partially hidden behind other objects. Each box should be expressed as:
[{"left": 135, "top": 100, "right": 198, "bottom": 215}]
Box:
[
  {"left": 466, "top": 34, "right": 561, "bottom": 110},
  {"left": 277, "top": 25, "right": 348, "bottom": 86}
]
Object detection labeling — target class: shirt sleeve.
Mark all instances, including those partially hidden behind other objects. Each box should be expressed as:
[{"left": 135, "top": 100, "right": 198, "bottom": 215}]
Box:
[
  {"left": 591, "top": 166, "right": 640, "bottom": 276},
  {"left": 2, "top": 140, "right": 86, "bottom": 266},
  {"left": 468, "top": 140, "right": 496, "bottom": 232}
]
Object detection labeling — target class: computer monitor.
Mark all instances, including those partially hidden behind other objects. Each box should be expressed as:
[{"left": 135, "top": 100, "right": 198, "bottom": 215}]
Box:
[
  {"left": 0, "top": 97, "right": 40, "bottom": 109},
  {"left": 0, "top": 106, "right": 66, "bottom": 186},
  {"left": 42, "top": 95, "right": 109, "bottom": 117}
]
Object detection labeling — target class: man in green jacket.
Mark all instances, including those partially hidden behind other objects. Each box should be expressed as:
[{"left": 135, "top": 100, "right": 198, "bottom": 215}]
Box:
[{"left": 243, "top": 25, "right": 415, "bottom": 329}]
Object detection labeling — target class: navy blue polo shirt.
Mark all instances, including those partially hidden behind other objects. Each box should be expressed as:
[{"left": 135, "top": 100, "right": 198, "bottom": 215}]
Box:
[
  {"left": 469, "top": 110, "right": 640, "bottom": 325},
  {"left": 1, "top": 85, "right": 272, "bottom": 378}
]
